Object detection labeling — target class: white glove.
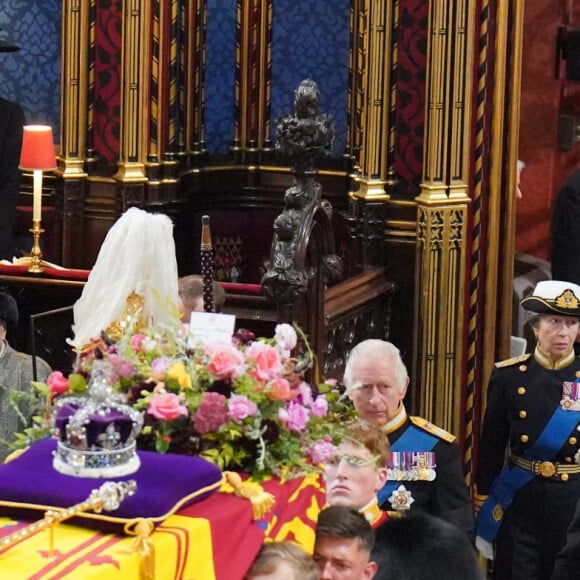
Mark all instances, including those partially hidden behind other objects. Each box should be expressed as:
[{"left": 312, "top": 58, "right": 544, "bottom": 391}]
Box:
[{"left": 476, "top": 536, "right": 494, "bottom": 561}]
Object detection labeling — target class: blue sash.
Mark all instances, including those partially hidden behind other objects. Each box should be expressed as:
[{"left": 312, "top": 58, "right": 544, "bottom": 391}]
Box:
[
  {"left": 377, "top": 424, "right": 438, "bottom": 505},
  {"left": 476, "top": 407, "right": 580, "bottom": 542}
]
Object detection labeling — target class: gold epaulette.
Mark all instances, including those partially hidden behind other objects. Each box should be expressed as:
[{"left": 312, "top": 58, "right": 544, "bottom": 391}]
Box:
[
  {"left": 409, "top": 416, "right": 456, "bottom": 443},
  {"left": 494, "top": 353, "right": 531, "bottom": 369}
]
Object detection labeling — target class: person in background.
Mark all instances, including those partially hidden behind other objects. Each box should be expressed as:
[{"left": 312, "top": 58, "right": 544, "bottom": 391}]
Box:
[
  {"left": 475, "top": 280, "right": 580, "bottom": 579},
  {"left": 371, "top": 513, "right": 483, "bottom": 580},
  {"left": 314, "top": 506, "right": 377, "bottom": 580},
  {"left": 0, "top": 34, "right": 25, "bottom": 260},
  {"left": 178, "top": 274, "right": 226, "bottom": 322},
  {"left": 551, "top": 167, "right": 580, "bottom": 284},
  {"left": 245, "top": 540, "right": 320, "bottom": 580},
  {"left": 343, "top": 339, "right": 473, "bottom": 536},
  {"left": 0, "top": 292, "right": 51, "bottom": 461}
]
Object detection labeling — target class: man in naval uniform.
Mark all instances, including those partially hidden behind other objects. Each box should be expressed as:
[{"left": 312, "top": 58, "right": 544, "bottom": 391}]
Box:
[
  {"left": 475, "top": 280, "right": 580, "bottom": 579},
  {"left": 343, "top": 339, "right": 473, "bottom": 537}
]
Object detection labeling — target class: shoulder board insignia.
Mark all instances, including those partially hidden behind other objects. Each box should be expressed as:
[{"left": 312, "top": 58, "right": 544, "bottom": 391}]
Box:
[
  {"left": 494, "top": 353, "right": 531, "bottom": 368},
  {"left": 409, "top": 416, "right": 456, "bottom": 443}
]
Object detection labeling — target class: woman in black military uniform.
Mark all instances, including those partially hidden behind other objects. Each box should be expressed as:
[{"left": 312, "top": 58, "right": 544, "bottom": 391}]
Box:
[{"left": 475, "top": 280, "right": 580, "bottom": 579}]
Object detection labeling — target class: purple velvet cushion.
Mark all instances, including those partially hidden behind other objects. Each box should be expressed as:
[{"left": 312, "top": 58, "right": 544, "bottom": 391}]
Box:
[{"left": 0, "top": 438, "right": 223, "bottom": 534}]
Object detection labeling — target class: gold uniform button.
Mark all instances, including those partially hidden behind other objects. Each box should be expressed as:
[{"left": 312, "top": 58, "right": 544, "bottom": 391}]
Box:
[
  {"left": 519, "top": 365, "right": 527, "bottom": 372},
  {"left": 566, "top": 457, "right": 573, "bottom": 463},
  {"left": 562, "top": 473, "right": 569, "bottom": 482},
  {"left": 576, "top": 371, "right": 580, "bottom": 378},
  {"left": 519, "top": 410, "right": 527, "bottom": 419},
  {"left": 520, "top": 434, "right": 529, "bottom": 443},
  {"left": 518, "top": 387, "right": 526, "bottom": 395},
  {"left": 570, "top": 437, "right": 577, "bottom": 445}
]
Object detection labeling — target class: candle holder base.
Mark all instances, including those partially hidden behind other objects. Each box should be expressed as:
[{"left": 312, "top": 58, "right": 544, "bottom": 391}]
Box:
[{"left": 27, "top": 220, "right": 45, "bottom": 273}]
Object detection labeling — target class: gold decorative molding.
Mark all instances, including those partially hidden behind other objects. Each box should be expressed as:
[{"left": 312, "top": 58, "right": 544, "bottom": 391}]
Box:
[
  {"left": 233, "top": 0, "right": 272, "bottom": 156},
  {"left": 184, "top": 1, "right": 207, "bottom": 155},
  {"left": 348, "top": 0, "right": 396, "bottom": 201},
  {"left": 59, "top": 0, "right": 89, "bottom": 178},
  {"left": 114, "top": 0, "right": 152, "bottom": 183},
  {"left": 414, "top": 0, "right": 475, "bottom": 435}
]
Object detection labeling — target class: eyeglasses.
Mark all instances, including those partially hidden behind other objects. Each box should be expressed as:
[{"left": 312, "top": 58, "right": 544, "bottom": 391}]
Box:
[{"left": 324, "top": 453, "right": 380, "bottom": 469}]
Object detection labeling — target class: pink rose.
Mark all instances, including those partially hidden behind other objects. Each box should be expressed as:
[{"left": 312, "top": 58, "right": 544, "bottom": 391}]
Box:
[
  {"left": 147, "top": 393, "right": 188, "bottom": 421},
  {"left": 151, "top": 357, "right": 171, "bottom": 380},
  {"left": 130, "top": 333, "right": 146, "bottom": 352},
  {"left": 193, "top": 392, "right": 228, "bottom": 434},
  {"left": 297, "top": 381, "right": 313, "bottom": 405},
  {"left": 108, "top": 353, "right": 135, "bottom": 379},
  {"left": 282, "top": 402, "right": 310, "bottom": 432},
  {"left": 309, "top": 439, "right": 337, "bottom": 464},
  {"left": 266, "top": 378, "right": 293, "bottom": 401},
  {"left": 228, "top": 394, "right": 258, "bottom": 423},
  {"left": 205, "top": 342, "right": 245, "bottom": 380},
  {"left": 310, "top": 395, "right": 329, "bottom": 417},
  {"left": 47, "top": 371, "right": 69, "bottom": 395},
  {"left": 246, "top": 342, "right": 282, "bottom": 381}
]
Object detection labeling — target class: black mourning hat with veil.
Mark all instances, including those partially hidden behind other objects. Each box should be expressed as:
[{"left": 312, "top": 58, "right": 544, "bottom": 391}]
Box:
[{"left": 521, "top": 280, "right": 580, "bottom": 317}]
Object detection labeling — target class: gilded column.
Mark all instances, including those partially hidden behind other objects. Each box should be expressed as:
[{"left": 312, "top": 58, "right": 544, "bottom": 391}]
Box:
[
  {"left": 60, "top": 0, "right": 90, "bottom": 177},
  {"left": 232, "top": 0, "right": 273, "bottom": 163},
  {"left": 59, "top": 0, "right": 91, "bottom": 266},
  {"left": 414, "top": 0, "right": 475, "bottom": 436},
  {"left": 183, "top": 1, "right": 207, "bottom": 161},
  {"left": 348, "top": 0, "right": 396, "bottom": 201},
  {"left": 346, "top": 0, "right": 398, "bottom": 268},
  {"left": 114, "top": 0, "right": 152, "bottom": 190}
]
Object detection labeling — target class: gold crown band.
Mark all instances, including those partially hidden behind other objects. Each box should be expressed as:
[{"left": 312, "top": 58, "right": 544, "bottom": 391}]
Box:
[{"left": 510, "top": 454, "right": 580, "bottom": 479}]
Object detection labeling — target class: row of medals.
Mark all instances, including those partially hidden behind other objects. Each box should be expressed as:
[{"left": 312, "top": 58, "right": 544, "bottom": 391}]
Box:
[{"left": 386, "top": 452, "right": 437, "bottom": 481}]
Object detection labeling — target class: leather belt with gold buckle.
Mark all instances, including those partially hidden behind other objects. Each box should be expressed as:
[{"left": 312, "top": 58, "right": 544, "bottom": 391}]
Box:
[
  {"left": 509, "top": 454, "right": 580, "bottom": 479},
  {"left": 536, "top": 461, "right": 556, "bottom": 477}
]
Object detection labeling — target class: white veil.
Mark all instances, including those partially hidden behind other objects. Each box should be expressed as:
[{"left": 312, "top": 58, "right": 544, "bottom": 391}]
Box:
[{"left": 71, "top": 207, "right": 179, "bottom": 348}]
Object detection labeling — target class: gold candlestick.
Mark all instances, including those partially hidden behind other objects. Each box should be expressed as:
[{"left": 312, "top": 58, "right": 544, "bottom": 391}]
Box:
[{"left": 28, "top": 218, "right": 45, "bottom": 273}]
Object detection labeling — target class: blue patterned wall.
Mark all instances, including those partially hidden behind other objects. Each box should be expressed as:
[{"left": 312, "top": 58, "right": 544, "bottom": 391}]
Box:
[
  {"left": 271, "top": 0, "right": 350, "bottom": 156},
  {"left": 204, "top": 0, "right": 350, "bottom": 156},
  {"left": 0, "top": 0, "right": 61, "bottom": 136},
  {"left": 205, "top": 0, "right": 237, "bottom": 155},
  {"left": 1, "top": 1, "right": 350, "bottom": 156}
]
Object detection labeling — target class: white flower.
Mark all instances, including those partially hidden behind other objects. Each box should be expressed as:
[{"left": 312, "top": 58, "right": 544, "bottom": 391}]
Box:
[{"left": 274, "top": 323, "right": 297, "bottom": 352}]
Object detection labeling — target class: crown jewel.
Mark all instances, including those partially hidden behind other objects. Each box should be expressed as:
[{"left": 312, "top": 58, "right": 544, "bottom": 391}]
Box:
[{"left": 52, "top": 361, "right": 144, "bottom": 478}]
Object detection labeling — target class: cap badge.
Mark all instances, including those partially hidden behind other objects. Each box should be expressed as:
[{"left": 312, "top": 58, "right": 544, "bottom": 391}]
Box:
[{"left": 555, "top": 289, "right": 580, "bottom": 310}]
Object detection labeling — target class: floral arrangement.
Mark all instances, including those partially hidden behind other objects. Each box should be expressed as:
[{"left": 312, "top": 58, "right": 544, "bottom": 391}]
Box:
[{"left": 16, "top": 323, "right": 354, "bottom": 480}]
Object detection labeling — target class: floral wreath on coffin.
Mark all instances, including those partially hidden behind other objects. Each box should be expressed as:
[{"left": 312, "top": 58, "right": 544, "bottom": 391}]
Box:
[{"left": 13, "top": 322, "right": 354, "bottom": 480}]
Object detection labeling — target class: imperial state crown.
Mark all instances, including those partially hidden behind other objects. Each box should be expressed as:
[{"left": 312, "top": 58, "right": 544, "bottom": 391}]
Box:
[{"left": 52, "top": 361, "right": 144, "bottom": 478}]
